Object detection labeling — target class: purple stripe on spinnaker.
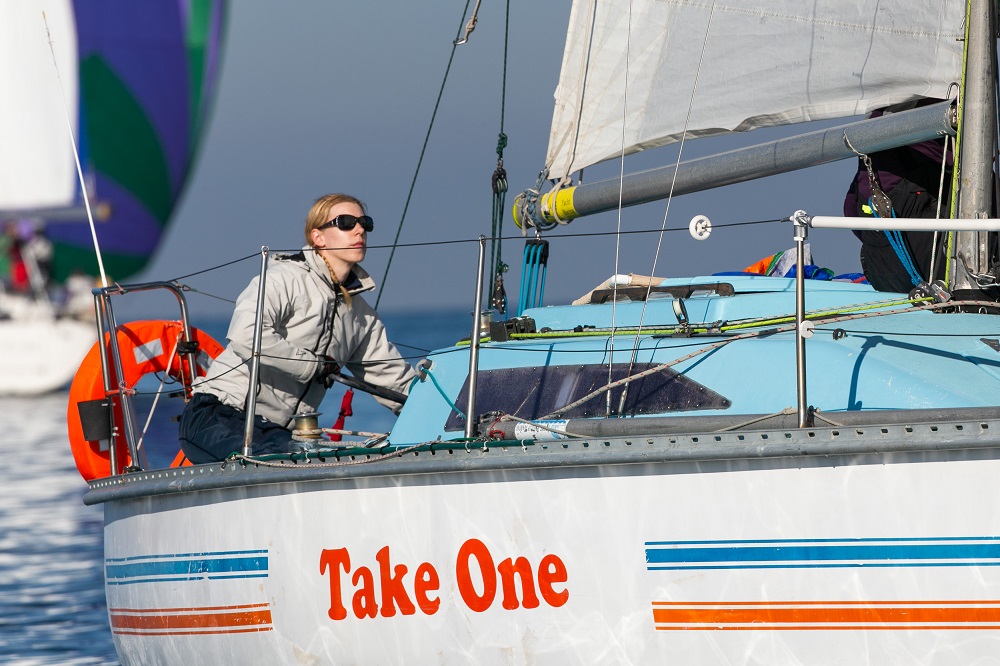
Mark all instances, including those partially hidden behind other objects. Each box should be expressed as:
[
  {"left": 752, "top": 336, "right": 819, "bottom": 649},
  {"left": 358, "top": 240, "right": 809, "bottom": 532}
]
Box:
[
  {"left": 48, "top": 1, "right": 226, "bottom": 282},
  {"left": 50, "top": 179, "right": 163, "bottom": 256},
  {"left": 72, "top": 2, "right": 190, "bottom": 193}
]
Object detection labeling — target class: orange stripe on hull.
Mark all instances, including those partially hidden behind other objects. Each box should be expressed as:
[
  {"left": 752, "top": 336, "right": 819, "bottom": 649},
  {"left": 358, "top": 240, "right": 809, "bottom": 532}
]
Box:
[
  {"left": 109, "top": 604, "right": 272, "bottom": 635},
  {"left": 652, "top": 601, "right": 1000, "bottom": 630}
]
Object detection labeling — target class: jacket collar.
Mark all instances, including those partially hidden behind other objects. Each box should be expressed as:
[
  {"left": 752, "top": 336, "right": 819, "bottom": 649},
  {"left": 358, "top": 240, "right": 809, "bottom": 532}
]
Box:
[{"left": 301, "top": 246, "right": 376, "bottom": 296}]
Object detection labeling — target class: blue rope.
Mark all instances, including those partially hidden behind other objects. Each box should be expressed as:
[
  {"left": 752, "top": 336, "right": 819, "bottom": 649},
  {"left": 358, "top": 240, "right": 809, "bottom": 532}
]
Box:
[
  {"left": 527, "top": 243, "right": 540, "bottom": 309},
  {"left": 422, "top": 367, "right": 466, "bottom": 420},
  {"left": 885, "top": 230, "right": 923, "bottom": 286},
  {"left": 869, "top": 197, "right": 923, "bottom": 286},
  {"left": 536, "top": 261, "right": 548, "bottom": 308},
  {"left": 517, "top": 245, "right": 528, "bottom": 314},
  {"left": 519, "top": 243, "right": 538, "bottom": 314}
]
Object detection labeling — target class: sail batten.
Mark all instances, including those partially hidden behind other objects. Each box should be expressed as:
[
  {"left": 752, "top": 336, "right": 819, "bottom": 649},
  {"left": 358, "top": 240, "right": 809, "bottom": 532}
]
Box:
[{"left": 547, "top": 0, "right": 966, "bottom": 180}]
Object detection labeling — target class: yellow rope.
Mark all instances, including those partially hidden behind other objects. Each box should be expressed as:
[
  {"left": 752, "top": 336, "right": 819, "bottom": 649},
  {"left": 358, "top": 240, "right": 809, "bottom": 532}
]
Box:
[{"left": 453, "top": 296, "right": 931, "bottom": 344}]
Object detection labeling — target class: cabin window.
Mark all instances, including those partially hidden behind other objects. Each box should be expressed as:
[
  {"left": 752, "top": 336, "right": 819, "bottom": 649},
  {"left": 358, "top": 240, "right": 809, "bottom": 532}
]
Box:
[{"left": 444, "top": 363, "right": 730, "bottom": 430}]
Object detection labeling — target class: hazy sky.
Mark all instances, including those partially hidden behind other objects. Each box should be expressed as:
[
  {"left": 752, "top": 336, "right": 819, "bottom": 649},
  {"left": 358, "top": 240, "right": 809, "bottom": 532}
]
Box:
[{"left": 130, "top": 0, "right": 861, "bottom": 319}]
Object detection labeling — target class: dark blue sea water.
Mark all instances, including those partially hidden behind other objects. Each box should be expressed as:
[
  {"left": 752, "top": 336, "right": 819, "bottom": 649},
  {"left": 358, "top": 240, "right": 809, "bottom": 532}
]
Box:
[{"left": 0, "top": 308, "right": 471, "bottom": 665}]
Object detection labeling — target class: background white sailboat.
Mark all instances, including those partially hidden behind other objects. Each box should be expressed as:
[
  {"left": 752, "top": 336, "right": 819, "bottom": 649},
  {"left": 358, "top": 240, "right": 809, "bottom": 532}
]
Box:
[{"left": 0, "top": 0, "right": 226, "bottom": 395}]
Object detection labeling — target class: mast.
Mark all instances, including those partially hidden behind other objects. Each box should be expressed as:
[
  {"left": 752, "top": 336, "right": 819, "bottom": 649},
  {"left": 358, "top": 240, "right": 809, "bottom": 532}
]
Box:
[{"left": 951, "top": 0, "right": 998, "bottom": 293}]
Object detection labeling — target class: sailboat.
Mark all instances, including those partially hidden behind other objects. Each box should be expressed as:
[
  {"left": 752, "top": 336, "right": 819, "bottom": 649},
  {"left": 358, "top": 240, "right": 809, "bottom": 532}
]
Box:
[
  {"left": 0, "top": 1, "right": 225, "bottom": 395},
  {"left": 74, "top": 0, "right": 1000, "bottom": 662}
]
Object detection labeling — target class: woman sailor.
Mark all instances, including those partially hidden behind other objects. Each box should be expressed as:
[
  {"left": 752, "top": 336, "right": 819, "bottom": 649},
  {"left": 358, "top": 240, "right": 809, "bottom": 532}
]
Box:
[{"left": 179, "top": 193, "right": 415, "bottom": 463}]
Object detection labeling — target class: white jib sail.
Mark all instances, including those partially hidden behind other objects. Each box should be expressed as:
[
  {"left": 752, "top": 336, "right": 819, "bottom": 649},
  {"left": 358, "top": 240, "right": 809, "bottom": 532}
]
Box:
[
  {"left": 0, "top": 0, "right": 78, "bottom": 211},
  {"left": 546, "top": 0, "right": 966, "bottom": 181}
]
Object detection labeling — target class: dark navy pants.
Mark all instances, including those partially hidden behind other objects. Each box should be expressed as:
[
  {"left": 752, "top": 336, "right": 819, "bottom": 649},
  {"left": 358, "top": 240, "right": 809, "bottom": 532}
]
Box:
[{"left": 179, "top": 393, "right": 298, "bottom": 463}]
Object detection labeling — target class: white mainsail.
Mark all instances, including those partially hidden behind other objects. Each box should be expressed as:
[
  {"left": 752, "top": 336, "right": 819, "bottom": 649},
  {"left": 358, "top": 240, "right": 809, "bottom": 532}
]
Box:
[
  {"left": 0, "top": 0, "right": 77, "bottom": 211},
  {"left": 546, "top": 0, "right": 965, "bottom": 181}
]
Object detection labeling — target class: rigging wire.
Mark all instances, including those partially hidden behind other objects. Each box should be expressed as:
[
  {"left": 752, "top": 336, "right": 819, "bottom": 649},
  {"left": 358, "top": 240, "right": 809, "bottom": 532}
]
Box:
[
  {"left": 634, "top": 1, "right": 718, "bottom": 331},
  {"left": 607, "top": 0, "right": 635, "bottom": 416},
  {"left": 616, "top": 1, "right": 719, "bottom": 415},
  {"left": 945, "top": 4, "right": 976, "bottom": 287},
  {"left": 489, "top": 0, "right": 512, "bottom": 314},
  {"left": 929, "top": 132, "right": 955, "bottom": 282},
  {"left": 178, "top": 287, "right": 237, "bottom": 305},
  {"left": 375, "top": 0, "right": 475, "bottom": 309},
  {"left": 42, "top": 12, "right": 109, "bottom": 289}
]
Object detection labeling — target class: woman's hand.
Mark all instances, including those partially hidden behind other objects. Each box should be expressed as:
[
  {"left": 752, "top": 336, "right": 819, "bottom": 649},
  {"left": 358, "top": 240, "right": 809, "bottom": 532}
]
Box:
[{"left": 315, "top": 355, "right": 341, "bottom": 388}]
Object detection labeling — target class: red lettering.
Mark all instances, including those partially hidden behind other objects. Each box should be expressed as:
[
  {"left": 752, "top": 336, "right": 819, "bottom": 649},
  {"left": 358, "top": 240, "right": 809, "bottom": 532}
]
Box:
[
  {"left": 456, "top": 538, "right": 496, "bottom": 612},
  {"left": 413, "top": 562, "right": 441, "bottom": 614},
  {"left": 319, "top": 548, "right": 351, "bottom": 620},
  {"left": 497, "top": 556, "right": 540, "bottom": 610},
  {"left": 323, "top": 542, "right": 567, "bottom": 620},
  {"left": 537, "top": 554, "right": 569, "bottom": 607},
  {"left": 376, "top": 546, "right": 416, "bottom": 617},
  {"left": 351, "top": 566, "right": 378, "bottom": 618}
]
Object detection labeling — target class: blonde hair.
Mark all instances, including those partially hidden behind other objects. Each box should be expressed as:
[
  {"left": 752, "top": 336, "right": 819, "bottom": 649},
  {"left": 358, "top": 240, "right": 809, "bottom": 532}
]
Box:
[{"left": 304, "top": 193, "right": 367, "bottom": 246}]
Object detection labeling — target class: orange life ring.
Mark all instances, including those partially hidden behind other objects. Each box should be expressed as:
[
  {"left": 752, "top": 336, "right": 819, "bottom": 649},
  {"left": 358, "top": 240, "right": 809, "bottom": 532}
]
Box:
[{"left": 66, "top": 320, "right": 224, "bottom": 481}]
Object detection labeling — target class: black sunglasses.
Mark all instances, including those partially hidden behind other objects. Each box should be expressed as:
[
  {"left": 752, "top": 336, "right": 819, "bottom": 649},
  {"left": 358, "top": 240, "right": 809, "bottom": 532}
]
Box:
[{"left": 318, "top": 214, "right": 374, "bottom": 233}]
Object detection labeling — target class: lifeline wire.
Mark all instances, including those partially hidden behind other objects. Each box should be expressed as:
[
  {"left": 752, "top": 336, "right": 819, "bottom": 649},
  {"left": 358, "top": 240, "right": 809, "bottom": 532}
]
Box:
[
  {"left": 167, "top": 252, "right": 260, "bottom": 282},
  {"left": 117, "top": 211, "right": 787, "bottom": 392},
  {"left": 300, "top": 215, "right": 785, "bottom": 253}
]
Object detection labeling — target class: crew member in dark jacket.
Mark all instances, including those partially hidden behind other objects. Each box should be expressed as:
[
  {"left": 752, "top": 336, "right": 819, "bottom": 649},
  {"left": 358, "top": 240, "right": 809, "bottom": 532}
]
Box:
[{"left": 844, "top": 100, "right": 952, "bottom": 293}]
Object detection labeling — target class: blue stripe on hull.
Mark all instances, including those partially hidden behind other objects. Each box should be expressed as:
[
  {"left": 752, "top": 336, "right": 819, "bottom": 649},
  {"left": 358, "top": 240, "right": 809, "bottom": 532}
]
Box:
[
  {"left": 646, "top": 537, "right": 1000, "bottom": 570},
  {"left": 106, "top": 550, "right": 268, "bottom": 584}
]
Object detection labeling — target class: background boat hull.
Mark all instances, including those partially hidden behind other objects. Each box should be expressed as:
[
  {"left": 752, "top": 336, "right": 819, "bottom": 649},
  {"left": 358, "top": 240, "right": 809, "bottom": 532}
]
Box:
[{"left": 0, "top": 316, "right": 93, "bottom": 395}]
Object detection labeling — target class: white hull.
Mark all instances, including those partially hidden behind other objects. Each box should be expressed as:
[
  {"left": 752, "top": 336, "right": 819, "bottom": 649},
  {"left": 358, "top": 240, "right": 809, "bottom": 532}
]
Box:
[
  {"left": 0, "top": 312, "right": 94, "bottom": 395},
  {"left": 95, "top": 425, "right": 1000, "bottom": 664}
]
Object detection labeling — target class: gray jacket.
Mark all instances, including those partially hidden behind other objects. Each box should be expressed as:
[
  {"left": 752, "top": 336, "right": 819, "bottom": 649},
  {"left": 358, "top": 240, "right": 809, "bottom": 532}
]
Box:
[{"left": 196, "top": 248, "right": 415, "bottom": 427}]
